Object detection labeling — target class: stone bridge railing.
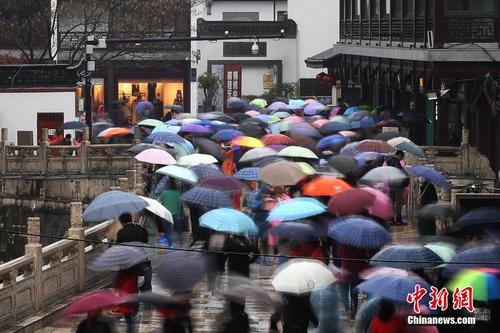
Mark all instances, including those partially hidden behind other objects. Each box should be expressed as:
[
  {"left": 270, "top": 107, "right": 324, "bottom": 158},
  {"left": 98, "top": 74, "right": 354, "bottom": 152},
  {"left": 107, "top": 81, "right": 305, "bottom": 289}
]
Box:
[
  {"left": 0, "top": 128, "right": 137, "bottom": 175},
  {"left": 0, "top": 202, "right": 113, "bottom": 331}
]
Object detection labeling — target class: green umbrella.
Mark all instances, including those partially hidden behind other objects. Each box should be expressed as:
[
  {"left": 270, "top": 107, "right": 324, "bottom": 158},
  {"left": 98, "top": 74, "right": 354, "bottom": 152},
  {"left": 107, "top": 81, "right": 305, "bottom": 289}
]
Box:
[
  {"left": 277, "top": 145, "right": 319, "bottom": 160},
  {"left": 425, "top": 242, "right": 456, "bottom": 262},
  {"left": 138, "top": 119, "right": 165, "bottom": 128},
  {"left": 296, "top": 162, "right": 317, "bottom": 176},
  {"left": 156, "top": 165, "right": 198, "bottom": 184},
  {"left": 250, "top": 98, "right": 267, "bottom": 108}
]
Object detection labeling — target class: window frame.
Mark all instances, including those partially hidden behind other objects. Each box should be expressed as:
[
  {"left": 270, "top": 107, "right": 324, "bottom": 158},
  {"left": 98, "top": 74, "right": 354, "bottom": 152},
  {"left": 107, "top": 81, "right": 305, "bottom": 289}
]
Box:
[{"left": 445, "top": 0, "right": 497, "bottom": 16}]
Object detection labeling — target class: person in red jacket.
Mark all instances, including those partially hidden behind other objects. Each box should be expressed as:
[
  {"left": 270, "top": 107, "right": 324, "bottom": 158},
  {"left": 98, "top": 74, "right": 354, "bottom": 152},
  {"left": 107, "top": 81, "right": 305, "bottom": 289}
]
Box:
[
  {"left": 370, "top": 299, "right": 406, "bottom": 333},
  {"left": 112, "top": 265, "right": 140, "bottom": 333}
]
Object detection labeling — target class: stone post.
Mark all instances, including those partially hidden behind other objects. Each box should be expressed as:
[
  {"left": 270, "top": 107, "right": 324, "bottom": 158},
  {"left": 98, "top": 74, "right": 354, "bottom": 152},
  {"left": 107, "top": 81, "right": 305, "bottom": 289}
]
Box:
[
  {"left": 0, "top": 128, "right": 7, "bottom": 174},
  {"left": 134, "top": 162, "right": 145, "bottom": 195},
  {"left": 133, "top": 126, "right": 142, "bottom": 145},
  {"left": 461, "top": 128, "right": 469, "bottom": 146},
  {"left": 127, "top": 169, "right": 137, "bottom": 193},
  {"left": 24, "top": 217, "right": 43, "bottom": 311},
  {"left": 118, "top": 178, "right": 129, "bottom": 192},
  {"left": 80, "top": 128, "right": 90, "bottom": 174},
  {"left": 68, "top": 202, "right": 85, "bottom": 291},
  {"left": 39, "top": 128, "right": 49, "bottom": 174}
]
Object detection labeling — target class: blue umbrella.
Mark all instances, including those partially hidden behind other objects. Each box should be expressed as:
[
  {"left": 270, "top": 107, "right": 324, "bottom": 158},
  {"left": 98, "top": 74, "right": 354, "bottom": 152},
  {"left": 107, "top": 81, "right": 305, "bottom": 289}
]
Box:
[
  {"left": 212, "top": 129, "right": 244, "bottom": 142},
  {"left": 347, "top": 110, "right": 371, "bottom": 121},
  {"left": 395, "top": 141, "right": 426, "bottom": 158},
  {"left": 340, "top": 142, "right": 360, "bottom": 156},
  {"left": 271, "top": 222, "right": 321, "bottom": 241},
  {"left": 228, "top": 100, "right": 249, "bottom": 110},
  {"left": 60, "top": 121, "right": 88, "bottom": 130},
  {"left": 144, "top": 132, "right": 185, "bottom": 145},
  {"left": 157, "top": 251, "right": 207, "bottom": 292},
  {"left": 344, "top": 106, "right": 360, "bottom": 116},
  {"left": 316, "top": 135, "right": 348, "bottom": 150},
  {"left": 266, "top": 197, "right": 327, "bottom": 222},
  {"left": 200, "top": 208, "right": 258, "bottom": 235},
  {"left": 181, "top": 186, "right": 232, "bottom": 208},
  {"left": 454, "top": 207, "right": 500, "bottom": 231},
  {"left": 234, "top": 167, "right": 260, "bottom": 181},
  {"left": 443, "top": 244, "right": 500, "bottom": 277},
  {"left": 189, "top": 164, "right": 224, "bottom": 181},
  {"left": 136, "top": 100, "right": 155, "bottom": 119},
  {"left": 356, "top": 275, "right": 431, "bottom": 304},
  {"left": 328, "top": 215, "right": 391, "bottom": 249},
  {"left": 370, "top": 244, "right": 443, "bottom": 270},
  {"left": 83, "top": 191, "right": 148, "bottom": 222},
  {"left": 354, "top": 152, "right": 383, "bottom": 168},
  {"left": 304, "top": 103, "right": 326, "bottom": 116},
  {"left": 350, "top": 118, "right": 374, "bottom": 129},
  {"left": 318, "top": 122, "right": 352, "bottom": 136},
  {"left": 156, "top": 165, "right": 198, "bottom": 184},
  {"left": 407, "top": 166, "right": 450, "bottom": 189}
]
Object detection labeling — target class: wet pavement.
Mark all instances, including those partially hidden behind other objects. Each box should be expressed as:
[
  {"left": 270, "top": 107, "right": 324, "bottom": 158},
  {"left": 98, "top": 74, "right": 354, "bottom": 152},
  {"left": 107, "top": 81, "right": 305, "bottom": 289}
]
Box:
[{"left": 35, "top": 225, "right": 416, "bottom": 332}]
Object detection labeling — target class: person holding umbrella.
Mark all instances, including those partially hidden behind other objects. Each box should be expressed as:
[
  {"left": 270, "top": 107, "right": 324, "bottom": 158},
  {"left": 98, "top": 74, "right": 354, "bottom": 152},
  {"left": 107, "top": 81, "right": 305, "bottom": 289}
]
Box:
[{"left": 384, "top": 150, "right": 408, "bottom": 225}]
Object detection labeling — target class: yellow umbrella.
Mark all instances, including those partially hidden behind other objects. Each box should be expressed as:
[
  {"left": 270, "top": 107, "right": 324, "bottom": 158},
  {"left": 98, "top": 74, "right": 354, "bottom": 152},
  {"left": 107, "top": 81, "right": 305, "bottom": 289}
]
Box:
[{"left": 231, "top": 136, "right": 265, "bottom": 148}]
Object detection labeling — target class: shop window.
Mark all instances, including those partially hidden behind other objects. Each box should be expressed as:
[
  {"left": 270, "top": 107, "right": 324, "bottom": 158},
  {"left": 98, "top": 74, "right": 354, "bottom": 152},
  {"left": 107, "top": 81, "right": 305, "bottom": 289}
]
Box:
[
  {"left": 446, "top": 0, "right": 495, "bottom": 13},
  {"left": 222, "top": 12, "right": 259, "bottom": 21}
]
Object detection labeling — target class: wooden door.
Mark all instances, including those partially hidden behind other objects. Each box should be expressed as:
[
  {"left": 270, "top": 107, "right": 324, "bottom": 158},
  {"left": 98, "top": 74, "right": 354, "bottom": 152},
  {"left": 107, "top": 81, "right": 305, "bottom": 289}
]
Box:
[
  {"left": 37, "top": 113, "right": 64, "bottom": 143},
  {"left": 223, "top": 64, "right": 242, "bottom": 112}
]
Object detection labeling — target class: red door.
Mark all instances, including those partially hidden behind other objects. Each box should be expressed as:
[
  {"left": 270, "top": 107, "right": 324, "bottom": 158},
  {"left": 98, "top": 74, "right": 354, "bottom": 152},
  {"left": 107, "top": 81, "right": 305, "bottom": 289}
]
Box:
[
  {"left": 223, "top": 64, "right": 242, "bottom": 113},
  {"left": 37, "top": 113, "right": 64, "bottom": 143}
]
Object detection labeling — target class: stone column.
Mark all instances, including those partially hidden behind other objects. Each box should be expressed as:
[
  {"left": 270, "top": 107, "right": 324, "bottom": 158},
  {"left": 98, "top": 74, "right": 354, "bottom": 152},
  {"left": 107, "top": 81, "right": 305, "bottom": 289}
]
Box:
[
  {"left": 0, "top": 128, "right": 7, "bottom": 174},
  {"left": 80, "top": 128, "right": 90, "bottom": 174},
  {"left": 127, "top": 169, "right": 137, "bottom": 193},
  {"left": 133, "top": 126, "right": 142, "bottom": 145},
  {"left": 24, "top": 217, "right": 43, "bottom": 311},
  {"left": 68, "top": 202, "right": 85, "bottom": 291},
  {"left": 39, "top": 128, "right": 49, "bottom": 174}
]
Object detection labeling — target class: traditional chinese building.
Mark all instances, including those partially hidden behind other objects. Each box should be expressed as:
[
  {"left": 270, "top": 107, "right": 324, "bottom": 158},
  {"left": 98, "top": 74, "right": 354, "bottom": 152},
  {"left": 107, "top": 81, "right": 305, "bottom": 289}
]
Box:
[{"left": 306, "top": 0, "right": 500, "bottom": 173}]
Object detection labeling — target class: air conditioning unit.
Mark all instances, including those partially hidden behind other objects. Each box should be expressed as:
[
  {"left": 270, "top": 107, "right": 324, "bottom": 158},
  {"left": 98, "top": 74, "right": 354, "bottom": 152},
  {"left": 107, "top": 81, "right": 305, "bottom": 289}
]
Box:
[{"left": 426, "top": 30, "right": 434, "bottom": 49}]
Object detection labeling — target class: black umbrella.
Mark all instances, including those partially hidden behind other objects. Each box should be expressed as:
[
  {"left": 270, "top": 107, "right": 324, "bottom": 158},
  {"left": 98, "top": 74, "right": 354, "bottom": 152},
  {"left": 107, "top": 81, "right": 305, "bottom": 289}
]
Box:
[
  {"left": 128, "top": 143, "right": 165, "bottom": 155},
  {"left": 318, "top": 122, "right": 351, "bottom": 136},
  {"left": 373, "top": 131, "right": 401, "bottom": 141},
  {"left": 238, "top": 122, "right": 267, "bottom": 138},
  {"left": 189, "top": 164, "right": 224, "bottom": 181},
  {"left": 327, "top": 154, "right": 358, "bottom": 175},
  {"left": 418, "top": 204, "right": 455, "bottom": 219},
  {"left": 453, "top": 207, "right": 500, "bottom": 232},
  {"left": 271, "top": 222, "right": 321, "bottom": 241},
  {"left": 192, "top": 137, "right": 223, "bottom": 161},
  {"left": 134, "top": 292, "right": 189, "bottom": 310},
  {"left": 157, "top": 251, "right": 208, "bottom": 291},
  {"left": 60, "top": 121, "right": 88, "bottom": 130},
  {"left": 221, "top": 275, "right": 279, "bottom": 308},
  {"left": 442, "top": 244, "right": 500, "bottom": 277},
  {"left": 370, "top": 244, "right": 443, "bottom": 270}
]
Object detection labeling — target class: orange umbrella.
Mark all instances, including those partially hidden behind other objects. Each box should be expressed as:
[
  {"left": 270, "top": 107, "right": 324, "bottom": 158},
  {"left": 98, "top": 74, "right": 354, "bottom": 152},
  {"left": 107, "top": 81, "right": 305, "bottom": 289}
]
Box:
[
  {"left": 97, "top": 127, "right": 131, "bottom": 139},
  {"left": 231, "top": 136, "right": 265, "bottom": 148},
  {"left": 302, "top": 176, "right": 352, "bottom": 197}
]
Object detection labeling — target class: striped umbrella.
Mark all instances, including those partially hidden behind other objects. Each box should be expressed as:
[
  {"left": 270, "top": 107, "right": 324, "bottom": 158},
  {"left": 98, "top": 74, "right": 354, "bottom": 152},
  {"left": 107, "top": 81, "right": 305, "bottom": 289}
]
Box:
[
  {"left": 328, "top": 215, "right": 391, "bottom": 249},
  {"left": 181, "top": 187, "right": 232, "bottom": 208},
  {"left": 234, "top": 167, "right": 260, "bottom": 181}
]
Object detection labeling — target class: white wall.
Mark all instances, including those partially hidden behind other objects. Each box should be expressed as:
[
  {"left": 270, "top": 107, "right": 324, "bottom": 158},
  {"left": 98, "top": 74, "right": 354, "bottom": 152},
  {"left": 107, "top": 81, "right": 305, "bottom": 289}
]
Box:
[
  {"left": 241, "top": 65, "right": 275, "bottom": 96},
  {"left": 288, "top": 0, "right": 339, "bottom": 78},
  {"left": 0, "top": 91, "right": 76, "bottom": 144},
  {"left": 207, "top": 1, "right": 287, "bottom": 21}
]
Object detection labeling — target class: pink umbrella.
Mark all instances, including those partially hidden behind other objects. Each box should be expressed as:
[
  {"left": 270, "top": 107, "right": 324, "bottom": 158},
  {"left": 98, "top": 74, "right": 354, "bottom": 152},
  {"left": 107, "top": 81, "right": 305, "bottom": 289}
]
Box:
[
  {"left": 329, "top": 106, "right": 342, "bottom": 117},
  {"left": 283, "top": 115, "right": 305, "bottom": 123},
  {"left": 64, "top": 289, "right": 130, "bottom": 316},
  {"left": 312, "top": 119, "right": 330, "bottom": 128},
  {"left": 339, "top": 130, "right": 359, "bottom": 138},
  {"left": 360, "top": 267, "right": 415, "bottom": 280},
  {"left": 305, "top": 99, "right": 317, "bottom": 105},
  {"left": 360, "top": 186, "right": 394, "bottom": 220},
  {"left": 135, "top": 148, "right": 177, "bottom": 165},
  {"left": 246, "top": 110, "right": 260, "bottom": 117}
]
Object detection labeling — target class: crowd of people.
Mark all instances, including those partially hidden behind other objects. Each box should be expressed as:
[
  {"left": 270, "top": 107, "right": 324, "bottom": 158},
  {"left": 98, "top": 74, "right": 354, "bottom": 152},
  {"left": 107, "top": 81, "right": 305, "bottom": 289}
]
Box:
[{"left": 67, "top": 97, "right": 498, "bottom": 333}]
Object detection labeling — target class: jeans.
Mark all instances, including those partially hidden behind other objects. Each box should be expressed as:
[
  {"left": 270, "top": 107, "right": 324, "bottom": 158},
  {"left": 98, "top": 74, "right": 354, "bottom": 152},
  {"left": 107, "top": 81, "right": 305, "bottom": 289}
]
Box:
[{"left": 341, "top": 275, "right": 362, "bottom": 319}]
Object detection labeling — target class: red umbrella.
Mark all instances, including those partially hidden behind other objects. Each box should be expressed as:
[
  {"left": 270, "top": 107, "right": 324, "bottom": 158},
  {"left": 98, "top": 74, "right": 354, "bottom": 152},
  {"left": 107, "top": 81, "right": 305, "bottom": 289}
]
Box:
[
  {"left": 63, "top": 289, "right": 130, "bottom": 316},
  {"left": 359, "top": 187, "right": 394, "bottom": 220},
  {"left": 261, "top": 134, "right": 295, "bottom": 146},
  {"left": 328, "top": 188, "right": 376, "bottom": 216},
  {"left": 198, "top": 176, "right": 247, "bottom": 192},
  {"left": 357, "top": 140, "right": 395, "bottom": 153}
]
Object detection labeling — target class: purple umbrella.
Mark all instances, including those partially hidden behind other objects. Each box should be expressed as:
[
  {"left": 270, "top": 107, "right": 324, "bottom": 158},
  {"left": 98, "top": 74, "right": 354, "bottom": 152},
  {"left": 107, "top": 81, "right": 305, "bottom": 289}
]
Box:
[
  {"left": 136, "top": 100, "right": 155, "bottom": 119},
  {"left": 268, "top": 102, "right": 290, "bottom": 111},
  {"left": 180, "top": 124, "right": 212, "bottom": 134},
  {"left": 304, "top": 103, "right": 326, "bottom": 116},
  {"left": 288, "top": 123, "right": 323, "bottom": 139}
]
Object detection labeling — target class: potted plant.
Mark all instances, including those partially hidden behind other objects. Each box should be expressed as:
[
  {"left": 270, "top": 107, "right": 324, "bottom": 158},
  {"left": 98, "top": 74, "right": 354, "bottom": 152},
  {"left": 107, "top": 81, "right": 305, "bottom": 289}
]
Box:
[{"left": 198, "top": 72, "right": 222, "bottom": 112}]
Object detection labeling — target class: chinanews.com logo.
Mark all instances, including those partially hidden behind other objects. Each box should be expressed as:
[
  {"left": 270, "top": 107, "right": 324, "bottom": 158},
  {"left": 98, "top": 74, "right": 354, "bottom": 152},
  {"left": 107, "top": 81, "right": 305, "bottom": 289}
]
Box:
[{"left": 406, "top": 284, "right": 476, "bottom": 325}]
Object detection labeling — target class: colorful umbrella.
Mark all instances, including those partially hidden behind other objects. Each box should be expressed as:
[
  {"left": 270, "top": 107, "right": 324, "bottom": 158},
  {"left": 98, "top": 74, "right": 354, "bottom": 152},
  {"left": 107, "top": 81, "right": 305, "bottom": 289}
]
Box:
[
  {"left": 447, "top": 268, "right": 500, "bottom": 302},
  {"left": 134, "top": 148, "right": 176, "bottom": 165},
  {"left": 239, "top": 147, "right": 277, "bottom": 163},
  {"left": 156, "top": 165, "right": 198, "bottom": 184},
  {"left": 301, "top": 176, "right": 352, "bottom": 197},
  {"left": 453, "top": 207, "right": 500, "bottom": 232},
  {"left": 260, "top": 160, "right": 307, "bottom": 186},
  {"left": 234, "top": 167, "right": 260, "bottom": 181},
  {"left": 328, "top": 215, "right": 391, "bottom": 249},
  {"left": 97, "top": 127, "right": 131, "bottom": 139},
  {"left": 370, "top": 244, "right": 443, "bottom": 270},
  {"left": 261, "top": 134, "right": 294, "bottom": 146},
  {"left": 177, "top": 153, "right": 218, "bottom": 167},
  {"left": 272, "top": 260, "right": 336, "bottom": 295},
  {"left": 200, "top": 208, "right": 258, "bottom": 236},
  {"left": 181, "top": 187, "right": 232, "bottom": 208},
  {"left": 83, "top": 191, "right": 148, "bottom": 222},
  {"left": 277, "top": 145, "right": 319, "bottom": 159},
  {"left": 212, "top": 129, "right": 244, "bottom": 142},
  {"left": 231, "top": 136, "right": 265, "bottom": 148},
  {"left": 198, "top": 176, "right": 246, "bottom": 192},
  {"left": 407, "top": 165, "right": 450, "bottom": 189},
  {"left": 267, "top": 197, "right": 327, "bottom": 222},
  {"left": 327, "top": 188, "right": 376, "bottom": 216},
  {"left": 357, "top": 140, "right": 395, "bottom": 153}
]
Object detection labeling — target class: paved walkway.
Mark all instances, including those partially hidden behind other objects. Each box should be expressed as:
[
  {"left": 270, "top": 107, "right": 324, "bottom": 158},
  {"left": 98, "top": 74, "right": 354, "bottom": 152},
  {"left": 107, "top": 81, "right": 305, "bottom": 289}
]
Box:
[{"left": 36, "top": 225, "right": 417, "bottom": 333}]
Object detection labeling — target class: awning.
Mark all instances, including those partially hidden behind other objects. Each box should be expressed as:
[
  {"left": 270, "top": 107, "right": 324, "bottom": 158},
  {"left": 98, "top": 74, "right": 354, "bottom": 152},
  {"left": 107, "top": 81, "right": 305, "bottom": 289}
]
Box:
[{"left": 305, "top": 47, "right": 338, "bottom": 68}]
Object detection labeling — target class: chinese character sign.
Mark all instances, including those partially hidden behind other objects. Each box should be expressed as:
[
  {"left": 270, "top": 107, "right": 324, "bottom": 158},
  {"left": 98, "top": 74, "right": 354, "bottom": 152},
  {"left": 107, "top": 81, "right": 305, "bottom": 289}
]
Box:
[{"left": 407, "top": 284, "right": 474, "bottom": 314}]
